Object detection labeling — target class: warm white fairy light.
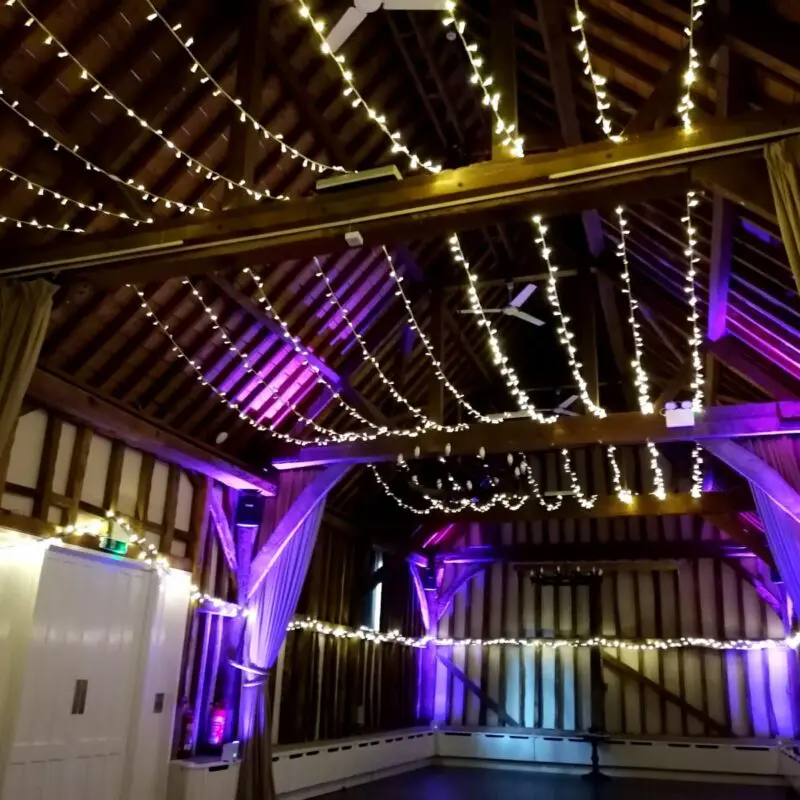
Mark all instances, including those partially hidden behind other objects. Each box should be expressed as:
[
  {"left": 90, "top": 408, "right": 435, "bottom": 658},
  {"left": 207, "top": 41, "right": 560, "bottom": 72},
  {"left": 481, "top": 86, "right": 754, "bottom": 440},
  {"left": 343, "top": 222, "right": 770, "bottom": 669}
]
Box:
[
  {"left": 646, "top": 441, "right": 667, "bottom": 500},
  {"left": 677, "top": 0, "right": 705, "bottom": 133},
  {"left": 0, "top": 89, "right": 209, "bottom": 216},
  {"left": 383, "top": 246, "right": 504, "bottom": 425},
  {"left": 448, "top": 234, "right": 557, "bottom": 424},
  {"left": 532, "top": 216, "right": 606, "bottom": 419},
  {"left": 614, "top": 206, "right": 654, "bottom": 415},
  {"left": 287, "top": 616, "right": 797, "bottom": 652},
  {"left": 9, "top": 1, "right": 283, "bottom": 205},
  {"left": 443, "top": 1, "right": 524, "bottom": 158},
  {"left": 314, "top": 256, "right": 467, "bottom": 434},
  {"left": 129, "top": 285, "right": 319, "bottom": 446},
  {"left": 182, "top": 278, "right": 394, "bottom": 443},
  {"left": 0, "top": 165, "right": 151, "bottom": 227},
  {"left": 606, "top": 445, "right": 633, "bottom": 504},
  {"left": 570, "top": 1, "right": 623, "bottom": 142},
  {"left": 143, "top": 0, "right": 343, "bottom": 176},
  {"left": 0, "top": 212, "right": 82, "bottom": 233},
  {"left": 518, "top": 455, "right": 564, "bottom": 511},
  {"left": 296, "top": 0, "right": 441, "bottom": 174},
  {"left": 691, "top": 444, "right": 704, "bottom": 499},
  {"left": 560, "top": 449, "right": 597, "bottom": 509},
  {"left": 369, "top": 463, "right": 530, "bottom": 516}
]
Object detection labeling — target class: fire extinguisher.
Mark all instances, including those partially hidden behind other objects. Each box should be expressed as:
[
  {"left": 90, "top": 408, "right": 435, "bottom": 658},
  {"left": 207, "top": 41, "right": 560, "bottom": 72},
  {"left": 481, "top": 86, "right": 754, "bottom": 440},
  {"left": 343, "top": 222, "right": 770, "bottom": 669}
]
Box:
[
  {"left": 178, "top": 697, "right": 194, "bottom": 756},
  {"left": 208, "top": 702, "right": 228, "bottom": 746}
]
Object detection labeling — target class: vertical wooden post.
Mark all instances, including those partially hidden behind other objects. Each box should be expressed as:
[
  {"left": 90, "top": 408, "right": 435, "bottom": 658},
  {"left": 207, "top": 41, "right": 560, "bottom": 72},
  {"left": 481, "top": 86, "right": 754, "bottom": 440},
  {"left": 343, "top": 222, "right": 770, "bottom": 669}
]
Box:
[
  {"left": 588, "top": 575, "right": 606, "bottom": 732},
  {"left": 491, "top": 0, "right": 518, "bottom": 160}
]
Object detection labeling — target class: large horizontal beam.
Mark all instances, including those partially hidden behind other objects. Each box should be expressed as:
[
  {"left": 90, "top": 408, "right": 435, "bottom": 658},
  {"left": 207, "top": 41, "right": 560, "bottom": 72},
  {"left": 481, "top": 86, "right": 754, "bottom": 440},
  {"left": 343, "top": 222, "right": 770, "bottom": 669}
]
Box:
[
  {"left": 272, "top": 402, "right": 800, "bottom": 468},
  {"left": 27, "top": 369, "right": 277, "bottom": 495},
  {"left": 4, "top": 110, "right": 800, "bottom": 286},
  {"left": 423, "top": 491, "right": 751, "bottom": 526},
  {"left": 436, "top": 538, "right": 753, "bottom": 563}
]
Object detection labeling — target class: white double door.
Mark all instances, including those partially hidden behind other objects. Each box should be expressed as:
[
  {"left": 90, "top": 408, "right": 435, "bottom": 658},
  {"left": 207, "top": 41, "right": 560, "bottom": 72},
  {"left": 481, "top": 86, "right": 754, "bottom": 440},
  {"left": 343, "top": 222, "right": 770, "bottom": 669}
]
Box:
[{"left": 2, "top": 549, "right": 151, "bottom": 800}]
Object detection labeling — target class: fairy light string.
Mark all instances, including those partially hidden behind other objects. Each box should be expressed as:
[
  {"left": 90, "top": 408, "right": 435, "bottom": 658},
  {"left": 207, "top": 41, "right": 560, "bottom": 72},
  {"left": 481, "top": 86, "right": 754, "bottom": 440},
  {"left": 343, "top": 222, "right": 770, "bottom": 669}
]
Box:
[
  {"left": 314, "top": 256, "right": 467, "bottom": 434},
  {"left": 0, "top": 165, "right": 147, "bottom": 228},
  {"left": 570, "top": 1, "right": 622, "bottom": 142},
  {"left": 448, "top": 234, "right": 556, "bottom": 424},
  {"left": 295, "top": 0, "right": 441, "bottom": 174},
  {"left": 678, "top": 0, "right": 706, "bottom": 133},
  {"left": 442, "top": 1, "right": 524, "bottom": 158},
  {"left": 0, "top": 88, "right": 208, "bottom": 217},
  {"left": 7, "top": 0, "right": 283, "bottom": 206},
  {"left": 383, "top": 246, "right": 502, "bottom": 425},
  {"left": 532, "top": 216, "right": 606, "bottom": 419},
  {"left": 142, "top": 0, "right": 343, "bottom": 175},
  {"left": 182, "top": 278, "right": 393, "bottom": 443},
  {"left": 606, "top": 445, "right": 633, "bottom": 504}
]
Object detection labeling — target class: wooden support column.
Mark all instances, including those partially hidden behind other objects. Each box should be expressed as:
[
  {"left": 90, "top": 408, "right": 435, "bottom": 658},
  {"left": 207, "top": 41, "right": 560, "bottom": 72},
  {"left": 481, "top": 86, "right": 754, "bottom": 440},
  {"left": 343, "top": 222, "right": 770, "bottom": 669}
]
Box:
[
  {"left": 226, "top": 0, "right": 270, "bottom": 205},
  {"left": 706, "top": 1, "right": 739, "bottom": 404},
  {"left": 491, "top": 0, "right": 518, "bottom": 160}
]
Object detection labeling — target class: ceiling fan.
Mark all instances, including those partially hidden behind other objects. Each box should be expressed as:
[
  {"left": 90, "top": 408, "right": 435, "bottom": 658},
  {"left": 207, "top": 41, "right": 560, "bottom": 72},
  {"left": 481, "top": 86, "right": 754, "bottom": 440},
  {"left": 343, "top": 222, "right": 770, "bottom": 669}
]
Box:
[
  {"left": 542, "top": 394, "right": 580, "bottom": 417},
  {"left": 326, "top": 0, "right": 451, "bottom": 53},
  {"left": 457, "top": 283, "right": 545, "bottom": 327}
]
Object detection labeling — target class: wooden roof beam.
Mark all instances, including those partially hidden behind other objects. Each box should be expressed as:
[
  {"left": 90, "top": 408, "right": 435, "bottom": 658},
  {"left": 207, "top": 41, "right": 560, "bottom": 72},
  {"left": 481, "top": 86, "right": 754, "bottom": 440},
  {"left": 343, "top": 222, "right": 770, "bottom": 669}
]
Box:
[
  {"left": 271, "top": 401, "right": 800, "bottom": 467},
  {"left": 5, "top": 109, "right": 800, "bottom": 285},
  {"left": 26, "top": 369, "right": 277, "bottom": 495}
]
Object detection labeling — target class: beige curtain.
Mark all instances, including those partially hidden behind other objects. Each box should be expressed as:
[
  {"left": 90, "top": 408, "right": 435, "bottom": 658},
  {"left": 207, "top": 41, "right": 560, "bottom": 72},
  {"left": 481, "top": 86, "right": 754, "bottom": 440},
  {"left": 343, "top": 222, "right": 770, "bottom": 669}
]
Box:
[
  {"left": 0, "top": 279, "right": 56, "bottom": 456},
  {"left": 765, "top": 137, "right": 800, "bottom": 295}
]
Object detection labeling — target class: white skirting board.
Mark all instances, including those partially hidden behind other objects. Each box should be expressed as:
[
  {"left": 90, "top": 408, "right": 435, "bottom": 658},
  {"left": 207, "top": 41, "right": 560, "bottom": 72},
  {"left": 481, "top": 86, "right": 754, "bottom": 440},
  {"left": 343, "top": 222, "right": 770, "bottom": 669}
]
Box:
[
  {"left": 273, "top": 729, "right": 436, "bottom": 799},
  {"left": 273, "top": 726, "right": 791, "bottom": 798}
]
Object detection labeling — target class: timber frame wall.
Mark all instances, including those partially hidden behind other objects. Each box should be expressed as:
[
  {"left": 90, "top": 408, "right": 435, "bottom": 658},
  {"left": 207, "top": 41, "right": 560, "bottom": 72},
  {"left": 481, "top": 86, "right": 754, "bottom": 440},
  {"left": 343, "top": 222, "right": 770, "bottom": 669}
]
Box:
[
  {"left": 431, "top": 445, "right": 791, "bottom": 738},
  {"left": 0, "top": 405, "right": 422, "bottom": 745}
]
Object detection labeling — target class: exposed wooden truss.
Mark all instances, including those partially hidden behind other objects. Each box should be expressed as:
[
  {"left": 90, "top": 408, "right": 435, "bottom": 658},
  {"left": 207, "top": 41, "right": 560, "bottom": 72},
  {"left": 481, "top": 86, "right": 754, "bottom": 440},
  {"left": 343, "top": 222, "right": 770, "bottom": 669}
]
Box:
[{"left": 5, "top": 111, "right": 799, "bottom": 285}]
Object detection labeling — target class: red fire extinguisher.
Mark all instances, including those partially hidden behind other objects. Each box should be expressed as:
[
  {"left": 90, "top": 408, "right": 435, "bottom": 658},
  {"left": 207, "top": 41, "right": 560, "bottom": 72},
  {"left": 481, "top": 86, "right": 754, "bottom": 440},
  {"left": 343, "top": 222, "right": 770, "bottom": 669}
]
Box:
[
  {"left": 208, "top": 702, "right": 228, "bottom": 746},
  {"left": 178, "top": 697, "right": 194, "bottom": 756}
]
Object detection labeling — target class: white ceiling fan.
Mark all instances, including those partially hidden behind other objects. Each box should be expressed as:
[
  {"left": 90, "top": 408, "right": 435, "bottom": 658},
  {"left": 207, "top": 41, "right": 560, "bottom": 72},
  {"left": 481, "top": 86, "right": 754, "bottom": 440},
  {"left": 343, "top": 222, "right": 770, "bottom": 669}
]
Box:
[
  {"left": 542, "top": 394, "right": 580, "bottom": 417},
  {"left": 457, "top": 283, "right": 545, "bottom": 327},
  {"left": 326, "top": 0, "right": 451, "bottom": 53}
]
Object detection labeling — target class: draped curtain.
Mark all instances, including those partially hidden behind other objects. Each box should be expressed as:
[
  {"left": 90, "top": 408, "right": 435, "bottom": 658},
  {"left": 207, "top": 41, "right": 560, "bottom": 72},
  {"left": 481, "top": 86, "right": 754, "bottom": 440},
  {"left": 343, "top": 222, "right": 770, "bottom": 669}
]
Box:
[
  {"left": 745, "top": 436, "right": 800, "bottom": 613},
  {"left": 237, "top": 469, "right": 326, "bottom": 800},
  {"left": 0, "top": 279, "right": 56, "bottom": 456},
  {"left": 765, "top": 137, "right": 800, "bottom": 296}
]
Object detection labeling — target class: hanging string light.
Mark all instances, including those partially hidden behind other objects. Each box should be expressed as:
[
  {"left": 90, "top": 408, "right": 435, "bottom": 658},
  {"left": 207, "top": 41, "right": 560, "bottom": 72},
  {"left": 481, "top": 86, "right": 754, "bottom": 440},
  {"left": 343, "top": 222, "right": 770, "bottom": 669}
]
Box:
[
  {"left": 142, "top": 0, "right": 343, "bottom": 176},
  {"left": 8, "top": 1, "right": 284, "bottom": 205},
  {"left": 129, "top": 285, "right": 318, "bottom": 446},
  {"left": 570, "top": 1, "right": 623, "bottom": 142},
  {"left": 314, "top": 256, "right": 467, "bottom": 434},
  {"left": 0, "top": 211, "right": 81, "bottom": 233},
  {"left": 532, "top": 216, "right": 606, "bottom": 419},
  {"left": 442, "top": 1, "right": 524, "bottom": 158},
  {"left": 0, "top": 165, "right": 150, "bottom": 227},
  {"left": 181, "top": 278, "right": 395, "bottom": 443},
  {"left": 560, "top": 449, "right": 597, "bottom": 509},
  {"left": 383, "top": 246, "right": 504, "bottom": 425},
  {"left": 241, "top": 265, "right": 423, "bottom": 441},
  {"left": 288, "top": 616, "right": 800, "bottom": 653},
  {"left": 518, "top": 455, "right": 564, "bottom": 511},
  {"left": 0, "top": 89, "right": 209, "bottom": 217},
  {"left": 448, "top": 234, "right": 557, "bottom": 424},
  {"left": 606, "top": 445, "right": 633, "bottom": 504},
  {"left": 678, "top": 0, "right": 706, "bottom": 133},
  {"left": 647, "top": 441, "right": 667, "bottom": 501},
  {"left": 295, "top": 0, "right": 441, "bottom": 174}
]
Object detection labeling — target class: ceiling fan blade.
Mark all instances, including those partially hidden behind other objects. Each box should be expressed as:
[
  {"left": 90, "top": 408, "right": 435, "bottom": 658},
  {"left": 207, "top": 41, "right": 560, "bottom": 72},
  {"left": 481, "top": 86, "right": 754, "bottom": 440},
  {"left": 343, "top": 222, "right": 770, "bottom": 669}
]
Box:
[
  {"left": 456, "top": 308, "right": 503, "bottom": 315},
  {"left": 326, "top": 6, "right": 367, "bottom": 52},
  {"left": 509, "top": 283, "right": 537, "bottom": 308},
  {"left": 383, "top": 0, "right": 452, "bottom": 9},
  {"left": 557, "top": 393, "right": 579, "bottom": 410},
  {"left": 555, "top": 408, "right": 580, "bottom": 417},
  {"left": 504, "top": 307, "right": 545, "bottom": 326}
]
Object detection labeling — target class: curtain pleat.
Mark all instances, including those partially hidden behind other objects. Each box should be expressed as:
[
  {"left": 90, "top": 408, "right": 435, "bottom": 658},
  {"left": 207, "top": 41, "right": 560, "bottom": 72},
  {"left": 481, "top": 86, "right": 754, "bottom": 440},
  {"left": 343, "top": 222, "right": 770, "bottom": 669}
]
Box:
[
  {"left": 0, "top": 279, "right": 56, "bottom": 455},
  {"left": 765, "top": 137, "right": 800, "bottom": 295},
  {"left": 237, "top": 470, "right": 326, "bottom": 800}
]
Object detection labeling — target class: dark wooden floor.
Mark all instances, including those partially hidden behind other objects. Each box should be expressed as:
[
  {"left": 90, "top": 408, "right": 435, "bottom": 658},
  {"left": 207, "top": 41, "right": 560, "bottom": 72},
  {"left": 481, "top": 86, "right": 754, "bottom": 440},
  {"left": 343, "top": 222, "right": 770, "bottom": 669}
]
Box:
[{"left": 315, "top": 766, "right": 791, "bottom": 799}]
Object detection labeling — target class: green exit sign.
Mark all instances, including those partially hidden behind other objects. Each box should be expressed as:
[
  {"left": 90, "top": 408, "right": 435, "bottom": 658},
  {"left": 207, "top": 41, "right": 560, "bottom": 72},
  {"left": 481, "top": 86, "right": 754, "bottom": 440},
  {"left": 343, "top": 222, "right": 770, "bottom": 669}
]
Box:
[{"left": 100, "top": 537, "right": 129, "bottom": 557}]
